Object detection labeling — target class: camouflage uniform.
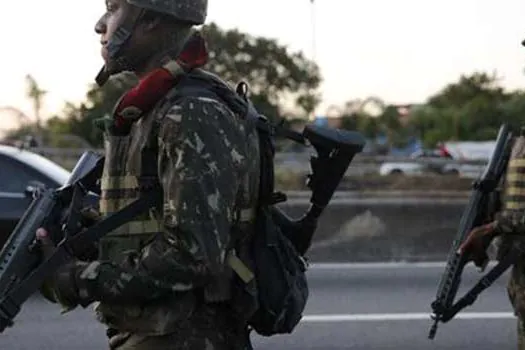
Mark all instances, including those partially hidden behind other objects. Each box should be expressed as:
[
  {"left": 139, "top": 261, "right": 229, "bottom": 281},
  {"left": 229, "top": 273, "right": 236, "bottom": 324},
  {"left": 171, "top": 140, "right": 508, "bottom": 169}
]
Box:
[
  {"left": 48, "top": 31, "right": 261, "bottom": 350},
  {"left": 492, "top": 130, "right": 525, "bottom": 348},
  {"left": 45, "top": 2, "right": 264, "bottom": 349},
  {"left": 51, "top": 62, "right": 261, "bottom": 349}
]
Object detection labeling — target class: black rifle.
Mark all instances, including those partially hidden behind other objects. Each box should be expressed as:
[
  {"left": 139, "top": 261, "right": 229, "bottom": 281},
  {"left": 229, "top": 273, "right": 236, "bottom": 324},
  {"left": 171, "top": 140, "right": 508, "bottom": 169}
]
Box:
[
  {"left": 0, "top": 151, "right": 162, "bottom": 333},
  {"left": 262, "top": 122, "right": 366, "bottom": 255},
  {"left": 428, "top": 124, "right": 515, "bottom": 339},
  {"left": 0, "top": 122, "right": 364, "bottom": 333}
]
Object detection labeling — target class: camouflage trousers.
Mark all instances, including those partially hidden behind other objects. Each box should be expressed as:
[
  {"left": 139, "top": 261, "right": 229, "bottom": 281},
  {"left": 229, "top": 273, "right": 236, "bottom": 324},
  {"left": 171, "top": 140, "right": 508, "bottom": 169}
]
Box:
[
  {"left": 105, "top": 303, "right": 251, "bottom": 350},
  {"left": 519, "top": 318, "right": 525, "bottom": 350},
  {"left": 509, "top": 260, "right": 525, "bottom": 350},
  {"left": 106, "top": 330, "right": 251, "bottom": 350}
]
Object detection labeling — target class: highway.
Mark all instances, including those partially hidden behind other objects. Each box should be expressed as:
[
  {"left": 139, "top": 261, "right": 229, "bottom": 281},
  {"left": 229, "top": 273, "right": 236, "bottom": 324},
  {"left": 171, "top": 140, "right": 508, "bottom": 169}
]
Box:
[{"left": 0, "top": 262, "right": 517, "bottom": 350}]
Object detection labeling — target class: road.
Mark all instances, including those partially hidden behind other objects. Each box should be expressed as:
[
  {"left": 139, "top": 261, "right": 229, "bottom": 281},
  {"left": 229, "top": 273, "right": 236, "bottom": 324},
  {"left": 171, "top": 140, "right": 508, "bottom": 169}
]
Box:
[{"left": 0, "top": 262, "right": 517, "bottom": 349}]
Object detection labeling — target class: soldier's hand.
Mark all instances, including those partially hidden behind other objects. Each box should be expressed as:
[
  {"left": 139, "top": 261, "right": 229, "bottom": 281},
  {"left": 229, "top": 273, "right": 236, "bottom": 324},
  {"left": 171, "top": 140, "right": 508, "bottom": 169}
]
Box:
[
  {"left": 457, "top": 222, "right": 498, "bottom": 269},
  {"left": 35, "top": 228, "right": 80, "bottom": 312},
  {"left": 36, "top": 227, "right": 55, "bottom": 259},
  {"left": 35, "top": 228, "right": 59, "bottom": 303}
]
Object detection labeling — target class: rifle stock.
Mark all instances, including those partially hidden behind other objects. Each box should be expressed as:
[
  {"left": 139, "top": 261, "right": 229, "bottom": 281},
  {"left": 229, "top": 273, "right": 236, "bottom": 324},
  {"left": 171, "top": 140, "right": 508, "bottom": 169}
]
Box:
[
  {"left": 428, "top": 124, "right": 514, "bottom": 339},
  {"left": 269, "top": 123, "right": 367, "bottom": 255}
]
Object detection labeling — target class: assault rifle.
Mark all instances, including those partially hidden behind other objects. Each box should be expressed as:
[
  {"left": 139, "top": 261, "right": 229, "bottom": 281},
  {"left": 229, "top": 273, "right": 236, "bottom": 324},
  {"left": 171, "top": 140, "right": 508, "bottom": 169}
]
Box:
[
  {"left": 264, "top": 122, "right": 366, "bottom": 255},
  {"left": 0, "top": 150, "right": 163, "bottom": 333},
  {"left": 0, "top": 121, "right": 364, "bottom": 333},
  {"left": 428, "top": 124, "right": 515, "bottom": 339}
]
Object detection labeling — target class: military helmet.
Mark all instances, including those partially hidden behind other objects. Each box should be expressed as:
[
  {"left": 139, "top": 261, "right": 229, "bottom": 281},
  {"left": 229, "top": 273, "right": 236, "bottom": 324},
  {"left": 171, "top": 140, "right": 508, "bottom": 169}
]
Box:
[{"left": 126, "top": 0, "right": 208, "bottom": 25}]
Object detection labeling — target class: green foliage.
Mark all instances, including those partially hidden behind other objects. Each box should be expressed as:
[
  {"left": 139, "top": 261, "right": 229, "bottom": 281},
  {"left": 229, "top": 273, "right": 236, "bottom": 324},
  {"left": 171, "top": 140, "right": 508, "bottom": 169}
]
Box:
[
  {"left": 24, "top": 23, "right": 321, "bottom": 148},
  {"left": 201, "top": 23, "right": 321, "bottom": 121},
  {"left": 11, "top": 32, "right": 525, "bottom": 152},
  {"left": 335, "top": 71, "right": 525, "bottom": 149},
  {"left": 407, "top": 72, "right": 520, "bottom": 146}
]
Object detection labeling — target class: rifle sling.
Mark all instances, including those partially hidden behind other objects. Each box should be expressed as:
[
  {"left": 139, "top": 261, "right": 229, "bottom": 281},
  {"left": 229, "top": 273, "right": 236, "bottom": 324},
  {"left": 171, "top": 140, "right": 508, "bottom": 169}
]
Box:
[
  {"left": 2, "top": 189, "right": 161, "bottom": 312},
  {"left": 442, "top": 245, "right": 521, "bottom": 322}
]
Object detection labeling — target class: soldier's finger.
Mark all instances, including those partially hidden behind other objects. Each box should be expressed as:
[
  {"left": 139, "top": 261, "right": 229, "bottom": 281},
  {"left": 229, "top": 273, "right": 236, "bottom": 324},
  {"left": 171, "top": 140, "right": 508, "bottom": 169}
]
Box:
[
  {"left": 35, "top": 228, "right": 55, "bottom": 256},
  {"left": 36, "top": 227, "right": 48, "bottom": 239},
  {"left": 458, "top": 235, "right": 474, "bottom": 255}
]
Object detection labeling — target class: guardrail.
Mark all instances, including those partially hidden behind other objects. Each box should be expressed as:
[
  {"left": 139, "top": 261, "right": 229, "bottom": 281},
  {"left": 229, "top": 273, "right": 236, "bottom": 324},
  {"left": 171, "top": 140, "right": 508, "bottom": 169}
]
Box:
[{"left": 25, "top": 146, "right": 489, "bottom": 166}]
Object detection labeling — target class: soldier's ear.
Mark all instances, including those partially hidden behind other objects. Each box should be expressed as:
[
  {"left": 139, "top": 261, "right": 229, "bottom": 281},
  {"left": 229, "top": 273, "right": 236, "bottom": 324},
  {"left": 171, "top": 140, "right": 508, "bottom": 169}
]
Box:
[{"left": 139, "top": 10, "right": 164, "bottom": 32}]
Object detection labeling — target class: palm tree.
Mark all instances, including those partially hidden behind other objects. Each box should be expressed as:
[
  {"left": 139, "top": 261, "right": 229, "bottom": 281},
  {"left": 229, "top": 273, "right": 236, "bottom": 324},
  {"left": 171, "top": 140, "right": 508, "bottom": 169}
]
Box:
[{"left": 24, "top": 74, "right": 47, "bottom": 135}]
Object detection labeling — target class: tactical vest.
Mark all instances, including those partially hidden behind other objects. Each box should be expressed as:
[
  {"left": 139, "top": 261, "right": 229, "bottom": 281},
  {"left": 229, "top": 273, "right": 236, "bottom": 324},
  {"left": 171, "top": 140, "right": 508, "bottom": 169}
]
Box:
[
  {"left": 97, "top": 110, "right": 163, "bottom": 261},
  {"left": 96, "top": 66, "right": 260, "bottom": 305},
  {"left": 500, "top": 128, "right": 525, "bottom": 321},
  {"left": 492, "top": 127, "right": 525, "bottom": 261},
  {"left": 502, "top": 127, "right": 525, "bottom": 212}
]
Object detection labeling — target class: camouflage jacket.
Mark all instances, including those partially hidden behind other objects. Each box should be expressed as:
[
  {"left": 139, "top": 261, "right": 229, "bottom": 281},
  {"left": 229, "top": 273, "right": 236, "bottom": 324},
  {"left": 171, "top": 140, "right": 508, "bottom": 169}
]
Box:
[
  {"left": 52, "top": 66, "right": 261, "bottom": 335},
  {"left": 494, "top": 130, "right": 525, "bottom": 236}
]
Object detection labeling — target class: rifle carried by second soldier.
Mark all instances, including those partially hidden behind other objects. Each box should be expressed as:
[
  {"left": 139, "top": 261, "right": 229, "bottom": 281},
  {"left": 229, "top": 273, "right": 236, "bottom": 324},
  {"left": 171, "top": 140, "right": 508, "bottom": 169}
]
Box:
[{"left": 428, "top": 123, "right": 515, "bottom": 339}]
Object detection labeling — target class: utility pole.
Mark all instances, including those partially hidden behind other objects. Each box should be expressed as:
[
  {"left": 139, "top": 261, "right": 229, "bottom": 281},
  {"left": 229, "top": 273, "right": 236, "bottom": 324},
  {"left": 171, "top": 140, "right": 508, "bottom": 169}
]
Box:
[
  {"left": 309, "top": 0, "right": 317, "bottom": 122},
  {"left": 310, "top": 0, "right": 317, "bottom": 63}
]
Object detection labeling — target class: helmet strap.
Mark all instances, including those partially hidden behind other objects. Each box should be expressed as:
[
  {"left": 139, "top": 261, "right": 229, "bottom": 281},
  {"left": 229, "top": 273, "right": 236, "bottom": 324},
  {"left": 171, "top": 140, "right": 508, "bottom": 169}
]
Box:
[{"left": 95, "top": 8, "right": 146, "bottom": 87}]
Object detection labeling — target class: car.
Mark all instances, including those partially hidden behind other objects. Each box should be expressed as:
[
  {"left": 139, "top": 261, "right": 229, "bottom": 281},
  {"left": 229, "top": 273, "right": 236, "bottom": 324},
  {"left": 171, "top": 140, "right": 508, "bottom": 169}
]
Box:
[
  {"left": 378, "top": 149, "right": 447, "bottom": 176},
  {"left": 0, "top": 144, "right": 73, "bottom": 249}
]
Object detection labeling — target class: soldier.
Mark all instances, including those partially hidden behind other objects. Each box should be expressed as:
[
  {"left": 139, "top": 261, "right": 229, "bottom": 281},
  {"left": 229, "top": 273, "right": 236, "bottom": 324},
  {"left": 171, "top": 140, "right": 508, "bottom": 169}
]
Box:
[
  {"left": 459, "top": 128, "right": 525, "bottom": 349},
  {"left": 35, "top": 0, "right": 261, "bottom": 349}
]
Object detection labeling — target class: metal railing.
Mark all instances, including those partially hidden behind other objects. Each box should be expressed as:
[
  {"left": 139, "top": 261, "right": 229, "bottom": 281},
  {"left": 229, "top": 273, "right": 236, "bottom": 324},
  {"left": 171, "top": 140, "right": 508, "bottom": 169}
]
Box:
[
  {"left": 14, "top": 146, "right": 486, "bottom": 179},
  {"left": 26, "top": 146, "right": 488, "bottom": 165}
]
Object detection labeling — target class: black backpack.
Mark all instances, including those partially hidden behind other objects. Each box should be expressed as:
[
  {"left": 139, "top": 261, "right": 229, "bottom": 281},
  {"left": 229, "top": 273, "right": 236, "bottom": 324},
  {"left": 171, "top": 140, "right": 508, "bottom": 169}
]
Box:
[{"left": 169, "top": 70, "right": 310, "bottom": 337}]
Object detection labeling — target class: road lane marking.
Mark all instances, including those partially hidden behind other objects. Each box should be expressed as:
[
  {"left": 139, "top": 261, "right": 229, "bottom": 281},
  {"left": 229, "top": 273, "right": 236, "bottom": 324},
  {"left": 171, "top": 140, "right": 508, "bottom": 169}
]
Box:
[
  {"left": 301, "top": 312, "right": 515, "bottom": 322},
  {"left": 308, "top": 261, "right": 500, "bottom": 269}
]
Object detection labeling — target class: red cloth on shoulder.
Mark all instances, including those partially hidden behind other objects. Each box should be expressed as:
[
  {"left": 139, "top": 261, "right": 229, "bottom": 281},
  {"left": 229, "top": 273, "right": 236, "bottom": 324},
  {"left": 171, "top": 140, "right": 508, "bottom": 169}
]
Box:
[{"left": 113, "top": 32, "right": 209, "bottom": 128}]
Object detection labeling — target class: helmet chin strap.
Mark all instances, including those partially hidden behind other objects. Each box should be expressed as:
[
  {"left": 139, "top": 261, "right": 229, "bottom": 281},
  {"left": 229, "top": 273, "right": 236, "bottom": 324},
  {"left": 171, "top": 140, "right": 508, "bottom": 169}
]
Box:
[{"left": 95, "top": 9, "right": 146, "bottom": 87}]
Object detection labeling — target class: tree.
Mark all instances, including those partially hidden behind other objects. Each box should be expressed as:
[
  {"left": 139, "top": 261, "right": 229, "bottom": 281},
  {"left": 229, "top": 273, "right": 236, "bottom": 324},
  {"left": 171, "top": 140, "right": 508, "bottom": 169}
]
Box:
[
  {"left": 44, "top": 23, "right": 322, "bottom": 147},
  {"left": 201, "top": 23, "right": 321, "bottom": 120},
  {"left": 408, "top": 71, "right": 519, "bottom": 146},
  {"left": 25, "top": 75, "right": 47, "bottom": 129}
]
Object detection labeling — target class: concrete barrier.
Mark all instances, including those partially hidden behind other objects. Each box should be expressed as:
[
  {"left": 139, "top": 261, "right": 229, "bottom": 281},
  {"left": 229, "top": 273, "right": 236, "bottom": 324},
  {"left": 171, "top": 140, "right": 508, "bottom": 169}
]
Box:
[{"left": 277, "top": 196, "right": 469, "bottom": 263}]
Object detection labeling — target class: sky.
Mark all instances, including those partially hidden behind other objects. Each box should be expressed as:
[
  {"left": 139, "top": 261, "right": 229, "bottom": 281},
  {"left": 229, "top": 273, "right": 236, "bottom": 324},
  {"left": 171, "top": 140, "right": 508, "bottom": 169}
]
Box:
[{"left": 1, "top": 0, "right": 525, "bottom": 131}]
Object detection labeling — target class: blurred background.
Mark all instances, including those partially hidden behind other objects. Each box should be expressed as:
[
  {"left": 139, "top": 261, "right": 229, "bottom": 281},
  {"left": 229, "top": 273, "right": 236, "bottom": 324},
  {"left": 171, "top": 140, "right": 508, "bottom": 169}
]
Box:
[{"left": 1, "top": 1, "right": 525, "bottom": 349}]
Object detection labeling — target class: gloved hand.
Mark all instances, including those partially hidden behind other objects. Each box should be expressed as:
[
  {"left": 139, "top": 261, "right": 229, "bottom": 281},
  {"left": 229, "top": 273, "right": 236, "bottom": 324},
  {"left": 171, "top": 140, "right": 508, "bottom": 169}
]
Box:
[
  {"left": 76, "top": 207, "right": 101, "bottom": 262},
  {"left": 36, "top": 228, "right": 81, "bottom": 313},
  {"left": 457, "top": 221, "right": 499, "bottom": 268}
]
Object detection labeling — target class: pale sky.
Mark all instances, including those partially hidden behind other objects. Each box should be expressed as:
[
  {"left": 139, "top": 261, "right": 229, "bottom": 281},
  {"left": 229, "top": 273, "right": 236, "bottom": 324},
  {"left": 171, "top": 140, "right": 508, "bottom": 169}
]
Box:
[{"left": 1, "top": 0, "right": 525, "bottom": 130}]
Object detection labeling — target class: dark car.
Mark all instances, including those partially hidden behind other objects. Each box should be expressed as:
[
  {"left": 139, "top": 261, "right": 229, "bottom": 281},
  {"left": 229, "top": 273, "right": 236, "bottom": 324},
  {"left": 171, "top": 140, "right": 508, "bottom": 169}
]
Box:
[{"left": 0, "top": 145, "right": 71, "bottom": 248}]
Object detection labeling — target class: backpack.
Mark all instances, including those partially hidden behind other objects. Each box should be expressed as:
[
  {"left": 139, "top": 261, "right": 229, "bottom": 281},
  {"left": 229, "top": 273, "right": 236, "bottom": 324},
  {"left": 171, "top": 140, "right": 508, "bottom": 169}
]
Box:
[{"left": 167, "top": 69, "right": 310, "bottom": 337}]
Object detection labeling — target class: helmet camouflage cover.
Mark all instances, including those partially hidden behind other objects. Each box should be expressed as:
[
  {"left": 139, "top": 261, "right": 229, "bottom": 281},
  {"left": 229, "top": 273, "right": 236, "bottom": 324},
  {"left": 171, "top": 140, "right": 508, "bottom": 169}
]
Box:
[{"left": 127, "top": 0, "right": 208, "bottom": 25}]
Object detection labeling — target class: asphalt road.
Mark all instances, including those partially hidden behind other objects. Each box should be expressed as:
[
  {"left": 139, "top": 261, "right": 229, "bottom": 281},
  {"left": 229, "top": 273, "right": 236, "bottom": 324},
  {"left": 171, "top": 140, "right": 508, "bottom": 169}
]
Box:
[{"left": 0, "top": 262, "right": 517, "bottom": 350}]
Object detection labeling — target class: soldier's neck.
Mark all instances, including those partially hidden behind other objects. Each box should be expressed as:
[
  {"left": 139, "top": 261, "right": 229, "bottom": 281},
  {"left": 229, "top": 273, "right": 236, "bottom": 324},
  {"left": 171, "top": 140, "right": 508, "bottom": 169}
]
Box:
[
  {"left": 134, "top": 34, "right": 190, "bottom": 79},
  {"left": 134, "top": 52, "right": 176, "bottom": 79}
]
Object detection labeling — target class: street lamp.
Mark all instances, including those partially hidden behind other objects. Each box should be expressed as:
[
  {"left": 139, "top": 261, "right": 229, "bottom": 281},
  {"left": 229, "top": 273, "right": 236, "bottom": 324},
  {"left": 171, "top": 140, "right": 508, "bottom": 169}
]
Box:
[{"left": 310, "top": 0, "right": 317, "bottom": 63}]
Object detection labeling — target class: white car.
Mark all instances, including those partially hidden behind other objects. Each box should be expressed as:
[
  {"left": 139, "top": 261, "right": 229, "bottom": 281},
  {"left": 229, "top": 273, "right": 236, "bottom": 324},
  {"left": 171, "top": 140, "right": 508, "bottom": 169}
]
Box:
[{"left": 378, "top": 150, "right": 446, "bottom": 176}]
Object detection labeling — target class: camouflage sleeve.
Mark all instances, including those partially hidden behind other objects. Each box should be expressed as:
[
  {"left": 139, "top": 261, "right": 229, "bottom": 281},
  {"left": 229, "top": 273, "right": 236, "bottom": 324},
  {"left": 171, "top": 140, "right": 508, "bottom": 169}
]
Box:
[
  {"left": 144, "top": 95, "right": 244, "bottom": 287},
  {"left": 494, "top": 211, "right": 525, "bottom": 235},
  {"left": 55, "top": 96, "right": 245, "bottom": 307}
]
